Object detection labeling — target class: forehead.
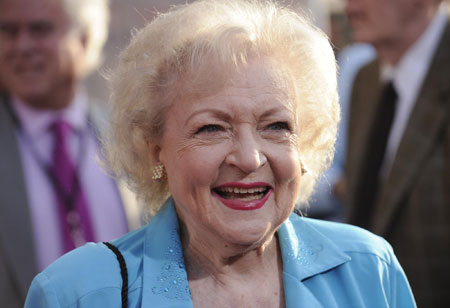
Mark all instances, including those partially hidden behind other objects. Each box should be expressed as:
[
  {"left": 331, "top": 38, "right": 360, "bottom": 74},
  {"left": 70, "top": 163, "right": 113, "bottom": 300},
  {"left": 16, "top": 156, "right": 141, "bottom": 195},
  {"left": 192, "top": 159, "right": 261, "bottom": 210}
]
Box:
[
  {"left": 0, "top": 0, "right": 67, "bottom": 25},
  {"left": 177, "top": 59, "right": 296, "bottom": 116},
  {"left": 355, "top": 0, "right": 411, "bottom": 11},
  {"left": 229, "top": 59, "right": 294, "bottom": 110},
  {"left": 231, "top": 58, "right": 290, "bottom": 93}
]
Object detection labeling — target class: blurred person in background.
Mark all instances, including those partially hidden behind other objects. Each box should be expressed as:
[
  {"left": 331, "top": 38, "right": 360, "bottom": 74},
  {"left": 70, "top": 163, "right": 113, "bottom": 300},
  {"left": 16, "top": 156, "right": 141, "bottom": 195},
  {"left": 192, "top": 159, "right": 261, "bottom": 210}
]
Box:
[
  {"left": 0, "top": 0, "right": 141, "bottom": 306},
  {"left": 306, "top": 0, "right": 376, "bottom": 221},
  {"left": 310, "top": 42, "right": 375, "bottom": 221},
  {"left": 344, "top": 0, "right": 450, "bottom": 305}
]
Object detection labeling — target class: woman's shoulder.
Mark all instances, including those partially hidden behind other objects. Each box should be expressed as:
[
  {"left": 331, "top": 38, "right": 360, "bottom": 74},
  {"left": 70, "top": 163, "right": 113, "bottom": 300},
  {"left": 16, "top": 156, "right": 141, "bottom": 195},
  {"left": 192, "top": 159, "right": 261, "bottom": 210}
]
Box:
[
  {"left": 25, "top": 226, "right": 148, "bottom": 307},
  {"left": 291, "top": 214, "right": 395, "bottom": 264},
  {"left": 284, "top": 215, "right": 415, "bottom": 307}
]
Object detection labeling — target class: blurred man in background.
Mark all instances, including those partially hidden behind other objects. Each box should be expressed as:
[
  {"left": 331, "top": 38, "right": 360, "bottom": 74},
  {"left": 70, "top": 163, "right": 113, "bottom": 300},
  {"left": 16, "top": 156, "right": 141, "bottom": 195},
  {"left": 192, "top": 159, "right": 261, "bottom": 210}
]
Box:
[
  {"left": 0, "top": 0, "right": 140, "bottom": 306},
  {"left": 344, "top": 0, "right": 450, "bottom": 305},
  {"left": 305, "top": 0, "right": 376, "bottom": 222}
]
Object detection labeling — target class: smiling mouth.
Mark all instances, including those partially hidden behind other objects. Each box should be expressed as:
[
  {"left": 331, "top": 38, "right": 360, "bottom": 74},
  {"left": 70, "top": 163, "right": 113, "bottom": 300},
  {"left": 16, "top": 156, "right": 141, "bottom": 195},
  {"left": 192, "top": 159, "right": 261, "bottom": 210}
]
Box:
[{"left": 213, "top": 186, "right": 270, "bottom": 201}]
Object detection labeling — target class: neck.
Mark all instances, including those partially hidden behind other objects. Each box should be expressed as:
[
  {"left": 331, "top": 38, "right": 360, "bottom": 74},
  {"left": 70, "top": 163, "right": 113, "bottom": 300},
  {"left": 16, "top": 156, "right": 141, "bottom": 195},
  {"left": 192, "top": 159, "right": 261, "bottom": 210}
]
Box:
[
  {"left": 25, "top": 91, "right": 74, "bottom": 111},
  {"left": 21, "top": 77, "right": 78, "bottom": 110},
  {"left": 180, "top": 222, "right": 281, "bottom": 284},
  {"left": 376, "top": 4, "right": 440, "bottom": 65}
]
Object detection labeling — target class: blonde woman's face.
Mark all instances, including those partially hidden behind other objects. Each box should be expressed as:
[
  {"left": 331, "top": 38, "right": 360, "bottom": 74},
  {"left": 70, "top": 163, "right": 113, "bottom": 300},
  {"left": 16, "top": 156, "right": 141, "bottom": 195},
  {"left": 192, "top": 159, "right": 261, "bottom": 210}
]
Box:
[{"left": 157, "top": 59, "right": 302, "bottom": 249}]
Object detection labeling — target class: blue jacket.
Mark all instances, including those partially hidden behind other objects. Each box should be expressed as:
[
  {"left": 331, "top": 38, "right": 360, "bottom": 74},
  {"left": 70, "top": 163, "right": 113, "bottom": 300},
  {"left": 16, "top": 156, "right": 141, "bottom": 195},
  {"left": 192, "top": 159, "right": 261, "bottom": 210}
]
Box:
[{"left": 25, "top": 199, "right": 416, "bottom": 307}]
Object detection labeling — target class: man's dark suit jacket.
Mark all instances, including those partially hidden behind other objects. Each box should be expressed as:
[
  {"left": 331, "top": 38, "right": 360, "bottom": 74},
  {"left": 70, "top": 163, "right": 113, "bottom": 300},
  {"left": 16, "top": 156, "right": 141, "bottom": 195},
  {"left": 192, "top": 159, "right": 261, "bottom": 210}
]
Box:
[
  {"left": 0, "top": 94, "right": 142, "bottom": 307},
  {"left": 345, "top": 12, "right": 450, "bottom": 307}
]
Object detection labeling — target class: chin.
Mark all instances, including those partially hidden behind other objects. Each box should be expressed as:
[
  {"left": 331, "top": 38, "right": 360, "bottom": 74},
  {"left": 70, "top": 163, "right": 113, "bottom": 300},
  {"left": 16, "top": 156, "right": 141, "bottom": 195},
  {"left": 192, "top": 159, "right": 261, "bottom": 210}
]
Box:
[
  {"left": 351, "top": 30, "right": 374, "bottom": 45},
  {"left": 18, "top": 87, "right": 61, "bottom": 109},
  {"left": 13, "top": 83, "right": 45, "bottom": 98},
  {"left": 217, "top": 220, "right": 276, "bottom": 247}
]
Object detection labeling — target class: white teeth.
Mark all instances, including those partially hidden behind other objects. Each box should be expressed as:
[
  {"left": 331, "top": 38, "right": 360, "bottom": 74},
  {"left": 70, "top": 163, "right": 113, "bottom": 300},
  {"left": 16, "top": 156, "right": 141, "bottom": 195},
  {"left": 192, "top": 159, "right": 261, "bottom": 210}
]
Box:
[
  {"left": 239, "top": 193, "right": 264, "bottom": 201},
  {"left": 216, "top": 186, "right": 267, "bottom": 194}
]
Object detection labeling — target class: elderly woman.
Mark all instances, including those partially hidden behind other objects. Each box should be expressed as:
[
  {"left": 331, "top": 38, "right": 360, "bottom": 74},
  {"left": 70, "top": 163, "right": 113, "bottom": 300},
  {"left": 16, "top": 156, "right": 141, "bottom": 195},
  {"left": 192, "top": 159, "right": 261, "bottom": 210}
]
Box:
[{"left": 25, "top": 0, "right": 415, "bottom": 307}]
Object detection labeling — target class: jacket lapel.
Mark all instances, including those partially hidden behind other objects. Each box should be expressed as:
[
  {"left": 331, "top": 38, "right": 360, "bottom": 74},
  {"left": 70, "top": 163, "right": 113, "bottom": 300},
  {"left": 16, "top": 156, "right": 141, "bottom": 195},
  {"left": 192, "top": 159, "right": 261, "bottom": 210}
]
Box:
[
  {"left": 373, "top": 19, "right": 450, "bottom": 235},
  {"left": 0, "top": 96, "right": 38, "bottom": 298},
  {"left": 346, "top": 60, "right": 383, "bottom": 214}
]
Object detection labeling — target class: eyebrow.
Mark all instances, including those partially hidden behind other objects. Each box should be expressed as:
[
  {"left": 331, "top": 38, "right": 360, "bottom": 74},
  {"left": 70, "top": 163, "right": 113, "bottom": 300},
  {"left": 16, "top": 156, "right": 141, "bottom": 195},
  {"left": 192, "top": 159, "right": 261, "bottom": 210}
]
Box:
[
  {"left": 0, "top": 20, "right": 54, "bottom": 34},
  {"left": 184, "top": 103, "right": 295, "bottom": 127},
  {"left": 184, "top": 108, "right": 232, "bottom": 126},
  {"left": 259, "top": 106, "right": 294, "bottom": 119}
]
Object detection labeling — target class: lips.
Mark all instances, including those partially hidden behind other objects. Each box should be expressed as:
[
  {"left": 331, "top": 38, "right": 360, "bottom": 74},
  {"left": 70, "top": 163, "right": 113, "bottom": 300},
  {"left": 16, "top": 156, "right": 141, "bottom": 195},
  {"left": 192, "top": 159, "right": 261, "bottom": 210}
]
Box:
[
  {"left": 212, "top": 182, "right": 272, "bottom": 211},
  {"left": 13, "top": 64, "right": 44, "bottom": 81}
]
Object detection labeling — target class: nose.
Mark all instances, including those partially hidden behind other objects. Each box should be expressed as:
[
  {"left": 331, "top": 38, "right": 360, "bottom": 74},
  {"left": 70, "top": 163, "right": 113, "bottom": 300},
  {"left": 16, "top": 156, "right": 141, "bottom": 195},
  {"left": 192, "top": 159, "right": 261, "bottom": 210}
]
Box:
[
  {"left": 225, "top": 127, "right": 267, "bottom": 174},
  {"left": 13, "top": 30, "right": 35, "bottom": 53},
  {"left": 346, "top": 0, "right": 359, "bottom": 14}
]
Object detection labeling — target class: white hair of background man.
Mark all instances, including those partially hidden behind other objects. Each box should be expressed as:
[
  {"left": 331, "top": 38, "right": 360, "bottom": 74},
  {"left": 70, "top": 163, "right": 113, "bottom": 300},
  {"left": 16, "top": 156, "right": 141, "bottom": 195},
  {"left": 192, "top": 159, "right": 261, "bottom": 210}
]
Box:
[
  {"left": 62, "top": 0, "right": 110, "bottom": 76},
  {"left": 298, "top": 0, "right": 331, "bottom": 35}
]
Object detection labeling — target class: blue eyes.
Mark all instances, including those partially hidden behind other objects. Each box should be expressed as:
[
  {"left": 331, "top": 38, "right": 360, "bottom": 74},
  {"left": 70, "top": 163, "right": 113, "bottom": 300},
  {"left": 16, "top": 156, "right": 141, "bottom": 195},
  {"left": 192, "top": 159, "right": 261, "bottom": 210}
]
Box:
[
  {"left": 268, "top": 122, "right": 290, "bottom": 131},
  {"left": 195, "top": 122, "right": 290, "bottom": 135},
  {"left": 196, "top": 124, "right": 223, "bottom": 134}
]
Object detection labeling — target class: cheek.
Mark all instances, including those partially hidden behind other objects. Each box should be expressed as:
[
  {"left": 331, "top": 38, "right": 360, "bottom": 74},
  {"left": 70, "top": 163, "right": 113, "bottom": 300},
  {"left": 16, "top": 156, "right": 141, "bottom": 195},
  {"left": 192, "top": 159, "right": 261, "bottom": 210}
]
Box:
[
  {"left": 274, "top": 145, "right": 301, "bottom": 181},
  {"left": 59, "top": 48, "right": 77, "bottom": 76},
  {"left": 165, "top": 141, "right": 229, "bottom": 189},
  {"left": 52, "top": 38, "right": 79, "bottom": 75},
  {"left": 167, "top": 145, "right": 228, "bottom": 223},
  {"left": 40, "top": 36, "right": 62, "bottom": 59},
  {"left": 0, "top": 44, "right": 11, "bottom": 60},
  {"left": 271, "top": 146, "right": 302, "bottom": 200}
]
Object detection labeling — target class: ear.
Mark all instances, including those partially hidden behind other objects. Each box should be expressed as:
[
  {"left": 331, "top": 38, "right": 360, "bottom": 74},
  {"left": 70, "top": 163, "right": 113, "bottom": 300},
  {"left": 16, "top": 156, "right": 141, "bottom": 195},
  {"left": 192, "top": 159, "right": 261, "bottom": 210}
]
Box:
[
  {"left": 148, "top": 141, "right": 163, "bottom": 166},
  {"left": 79, "top": 30, "right": 88, "bottom": 51}
]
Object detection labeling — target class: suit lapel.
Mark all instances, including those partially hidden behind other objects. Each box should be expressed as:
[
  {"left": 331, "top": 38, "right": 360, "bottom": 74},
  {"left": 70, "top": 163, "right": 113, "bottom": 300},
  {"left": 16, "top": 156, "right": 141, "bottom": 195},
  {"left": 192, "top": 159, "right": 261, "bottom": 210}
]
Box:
[
  {"left": 346, "top": 60, "right": 383, "bottom": 214},
  {"left": 373, "top": 20, "right": 450, "bottom": 235},
  {"left": 0, "top": 96, "right": 38, "bottom": 298}
]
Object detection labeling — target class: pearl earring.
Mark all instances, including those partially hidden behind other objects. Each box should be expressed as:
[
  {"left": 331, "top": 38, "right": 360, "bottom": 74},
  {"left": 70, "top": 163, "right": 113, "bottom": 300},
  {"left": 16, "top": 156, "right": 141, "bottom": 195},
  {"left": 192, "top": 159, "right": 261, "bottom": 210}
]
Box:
[
  {"left": 301, "top": 162, "right": 307, "bottom": 175},
  {"left": 152, "top": 163, "right": 166, "bottom": 181}
]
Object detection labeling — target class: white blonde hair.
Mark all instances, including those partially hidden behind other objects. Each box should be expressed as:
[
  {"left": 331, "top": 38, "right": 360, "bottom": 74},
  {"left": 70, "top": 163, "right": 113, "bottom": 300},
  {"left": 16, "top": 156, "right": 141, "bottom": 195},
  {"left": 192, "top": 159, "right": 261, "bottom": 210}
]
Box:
[
  {"left": 62, "top": 0, "right": 109, "bottom": 75},
  {"left": 104, "top": 0, "right": 340, "bottom": 214}
]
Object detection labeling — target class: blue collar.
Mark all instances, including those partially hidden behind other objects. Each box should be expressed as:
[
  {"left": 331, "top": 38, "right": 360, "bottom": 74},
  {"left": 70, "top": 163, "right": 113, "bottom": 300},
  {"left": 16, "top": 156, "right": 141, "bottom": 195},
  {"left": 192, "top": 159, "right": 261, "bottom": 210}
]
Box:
[
  {"left": 278, "top": 214, "right": 351, "bottom": 281},
  {"left": 141, "top": 199, "right": 351, "bottom": 307}
]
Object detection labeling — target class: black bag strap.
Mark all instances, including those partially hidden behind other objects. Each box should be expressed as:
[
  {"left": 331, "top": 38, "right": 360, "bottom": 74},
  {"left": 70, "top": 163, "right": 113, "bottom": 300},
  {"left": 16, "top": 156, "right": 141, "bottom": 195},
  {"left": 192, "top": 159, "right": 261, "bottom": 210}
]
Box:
[{"left": 103, "top": 242, "right": 128, "bottom": 308}]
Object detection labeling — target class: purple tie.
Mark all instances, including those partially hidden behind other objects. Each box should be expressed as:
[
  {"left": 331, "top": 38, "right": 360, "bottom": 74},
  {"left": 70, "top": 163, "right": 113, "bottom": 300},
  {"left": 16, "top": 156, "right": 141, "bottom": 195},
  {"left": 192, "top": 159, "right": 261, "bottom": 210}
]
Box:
[{"left": 50, "top": 119, "right": 95, "bottom": 253}]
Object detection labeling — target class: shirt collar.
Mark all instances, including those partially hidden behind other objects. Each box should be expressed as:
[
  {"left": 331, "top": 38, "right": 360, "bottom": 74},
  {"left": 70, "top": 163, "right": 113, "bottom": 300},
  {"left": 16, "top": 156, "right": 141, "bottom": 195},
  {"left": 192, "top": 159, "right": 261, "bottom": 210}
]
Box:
[
  {"left": 141, "top": 199, "right": 351, "bottom": 307},
  {"left": 142, "top": 199, "right": 193, "bottom": 308},
  {"left": 11, "top": 88, "right": 89, "bottom": 137},
  {"left": 278, "top": 213, "right": 351, "bottom": 282}
]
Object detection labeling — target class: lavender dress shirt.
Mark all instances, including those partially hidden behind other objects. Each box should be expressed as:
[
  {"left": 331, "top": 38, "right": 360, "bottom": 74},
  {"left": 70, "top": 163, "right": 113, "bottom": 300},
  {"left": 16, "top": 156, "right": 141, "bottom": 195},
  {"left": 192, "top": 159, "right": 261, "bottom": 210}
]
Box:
[{"left": 12, "top": 90, "right": 128, "bottom": 270}]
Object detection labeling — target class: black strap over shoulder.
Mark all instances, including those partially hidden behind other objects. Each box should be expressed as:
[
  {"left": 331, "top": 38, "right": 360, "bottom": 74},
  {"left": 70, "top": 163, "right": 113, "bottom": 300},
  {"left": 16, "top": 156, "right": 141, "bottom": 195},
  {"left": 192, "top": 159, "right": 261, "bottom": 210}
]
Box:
[{"left": 104, "top": 242, "right": 128, "bottom": 308}]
